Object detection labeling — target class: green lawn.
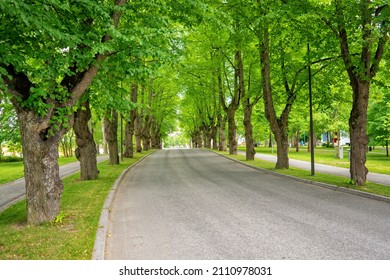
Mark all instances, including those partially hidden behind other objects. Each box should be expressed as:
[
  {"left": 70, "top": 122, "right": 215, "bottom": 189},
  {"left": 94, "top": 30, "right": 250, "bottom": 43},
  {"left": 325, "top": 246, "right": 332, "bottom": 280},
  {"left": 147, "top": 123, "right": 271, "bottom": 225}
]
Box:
[
  {"left": 0, "top": 156, "right": 79, "bottom": 185},
  {"left": 238, "top": 146, "right": 390, "bottom": 175},
  {"left": 218, "top": 150, "right": 390, "bottom": 198},
  {"left": 0, "top": 151, "right": 153, "bottom": 260}
]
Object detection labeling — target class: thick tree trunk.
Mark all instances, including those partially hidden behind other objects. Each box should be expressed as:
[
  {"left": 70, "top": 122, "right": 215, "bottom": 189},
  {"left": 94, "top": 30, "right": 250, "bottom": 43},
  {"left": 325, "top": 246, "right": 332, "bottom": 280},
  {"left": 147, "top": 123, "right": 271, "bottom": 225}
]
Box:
[
  {"left": 104, "top": 110, "right": 119, "bottom": 165},
  {"left": 243, "top": 103, "right": 256, "bottom": 160},
  {"left": 204, "top": 124, "right": 212, "bottom": 148},
  {"left": 102, "top": 124, "right": 108, "bottom": 154},
  {"left": 18, "top": 112, "right": 64, "bottom": 225},
  {"left": 150, "top": 115, "right": 162, "bottom": 149},
  {"left": 124, "top": 84, "right": 138, "bottom": 157},
  {"left": 218, "top": 114, "right": 227, "bottom": 151},
  {"left": 274, "top": 129, "right": 289, "bottom": 169},
  {"left": 227, "top": 109, "right": 237, "bottom": 155},
  {"left": 142, "top": 115, "right": 151, "bottom": 151},
  {"left": 73, "top": 99, "right": 99, "bottom": 180},
  {"left": 349, "top": 81, "right": 369, "bottom": 185},
  {"left": 293, "top": 130, "right": 300, "bottom": 152},
  {"left": 196, "top": 130, "right": 203, "bottom": 148},
  {"left": 123, "top": 120, "right": 134, "bottom": 158},
  {"left": 135, "top": 113, "right": 143, "bottom": 152}
]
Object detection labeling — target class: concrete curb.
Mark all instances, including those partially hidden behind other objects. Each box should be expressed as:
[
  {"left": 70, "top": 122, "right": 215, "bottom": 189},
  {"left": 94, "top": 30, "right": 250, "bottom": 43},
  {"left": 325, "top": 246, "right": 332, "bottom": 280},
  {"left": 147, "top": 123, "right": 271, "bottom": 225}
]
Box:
[
  {"left": 91, "top": 151, "right": 156, "bottom": 260},
  {"left": 209, "top": 150, "right": 390, "bottom": 204}
]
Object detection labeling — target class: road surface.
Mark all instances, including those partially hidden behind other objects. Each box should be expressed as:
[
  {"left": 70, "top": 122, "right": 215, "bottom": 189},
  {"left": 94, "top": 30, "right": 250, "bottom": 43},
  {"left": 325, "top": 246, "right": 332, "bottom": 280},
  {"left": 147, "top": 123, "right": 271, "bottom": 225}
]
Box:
[
  {"left": 0, "top": 155, "right": 109, "bottom": 211},
  {"left": 105, "top": 149, "right": 390, "bottom": 259}
]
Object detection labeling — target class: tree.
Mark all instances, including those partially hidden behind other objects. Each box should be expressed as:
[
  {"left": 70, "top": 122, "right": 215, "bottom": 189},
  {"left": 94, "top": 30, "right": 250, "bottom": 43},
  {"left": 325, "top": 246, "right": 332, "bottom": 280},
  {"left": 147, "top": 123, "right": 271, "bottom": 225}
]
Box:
[
  {"left": 368, "top": 88, "right": 390, "bottom": 156},
  {"left": 0, "top": 0, "right": 126, "bottom": 224},
  {"left": 0, "top": 95, "right": 21, "bottom": 161},
  {"left": 73, "top": 93, "right": 99, "bottom": 179},
  {"left": 320, "top": 0, "right": 389, "bottom": 185}
]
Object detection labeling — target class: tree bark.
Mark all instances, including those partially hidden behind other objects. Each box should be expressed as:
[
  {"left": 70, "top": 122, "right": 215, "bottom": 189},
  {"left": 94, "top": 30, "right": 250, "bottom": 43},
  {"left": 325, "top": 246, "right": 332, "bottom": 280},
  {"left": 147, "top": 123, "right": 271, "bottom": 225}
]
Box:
[
  {"left": 142, "top": 114, "right": 151, "bottom": 151},
  {"left": 73, "top": 98, "right": 99, "bottom": 180},
  {"left": 243, "top": 103, "right": 256, "bottom": 160},
  {"left": 211, "top": 121, "right": 218, "bottom": 150},
  {"left": 227, "top": 109, "right": 237, "bottom": 155},
  {"left": 203, "top": 124, "right": 212, "bottom": 148},
  {"left": 218, "top": 113, "right": 227, "bottom": 151},
  {"left": 104, "top": 110, "right": 119, "bottom": 165},
  {"left": 349, "top": 80, "right": 369, "bottom": 185},
  {"left": 123, "top": 84, "right": 138, "bottom": 158},
  {"left": 135, "top": 111, "right": 143, "bottom": 152},
  {"left": 17, "top": 111, "right": 63, "bottom": 224}
]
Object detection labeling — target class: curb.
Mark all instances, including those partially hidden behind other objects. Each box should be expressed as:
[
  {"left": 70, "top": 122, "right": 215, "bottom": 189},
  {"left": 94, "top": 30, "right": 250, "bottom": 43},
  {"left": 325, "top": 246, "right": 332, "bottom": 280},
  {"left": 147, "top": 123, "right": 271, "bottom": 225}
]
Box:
[
  {"left": 208, "top": 150, "right": 390, "bottom": 204},
  {"left": 91, "top": 151, "right": 156, "bottom": 260}
]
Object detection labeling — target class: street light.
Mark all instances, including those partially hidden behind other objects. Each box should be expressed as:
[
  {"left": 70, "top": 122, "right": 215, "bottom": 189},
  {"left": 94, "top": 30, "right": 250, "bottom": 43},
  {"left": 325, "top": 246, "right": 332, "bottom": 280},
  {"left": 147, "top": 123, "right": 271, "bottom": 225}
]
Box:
[{"left": 308, "top": 42, "right": 315, "bottom": 176}]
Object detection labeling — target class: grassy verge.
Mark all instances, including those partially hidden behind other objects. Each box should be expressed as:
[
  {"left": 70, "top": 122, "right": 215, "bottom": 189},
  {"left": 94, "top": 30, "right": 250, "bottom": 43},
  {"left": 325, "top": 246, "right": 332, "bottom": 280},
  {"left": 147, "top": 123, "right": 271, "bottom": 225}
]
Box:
[
  {"left": 0, "top": 151, "right": 153, "bottom": 260},
  {"left": 216, "top": 150, "right": 390, "bottom": 198},
  {"left": 238, "top": 146, "right": 390, "bottom": 175},
  {"left": 0, "top": 156, "right": 79, "bottom": 185}
]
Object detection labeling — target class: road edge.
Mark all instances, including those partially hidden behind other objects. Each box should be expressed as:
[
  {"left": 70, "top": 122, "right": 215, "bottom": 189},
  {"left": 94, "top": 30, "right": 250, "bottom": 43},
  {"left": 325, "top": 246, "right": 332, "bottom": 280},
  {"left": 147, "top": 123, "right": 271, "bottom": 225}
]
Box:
[
  {"left": 209, "top": 149, "right": 390, "bottom": 204},
  {"left": 91, "top": 151, "right": 157, "bottom": 260}
]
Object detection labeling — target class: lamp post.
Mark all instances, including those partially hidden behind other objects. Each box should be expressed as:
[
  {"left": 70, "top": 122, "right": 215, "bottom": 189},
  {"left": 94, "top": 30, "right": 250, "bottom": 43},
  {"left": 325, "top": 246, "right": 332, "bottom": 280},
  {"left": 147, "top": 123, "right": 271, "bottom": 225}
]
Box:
[{"left": 308, "top": 42, "right": 315, "bottom": 176}]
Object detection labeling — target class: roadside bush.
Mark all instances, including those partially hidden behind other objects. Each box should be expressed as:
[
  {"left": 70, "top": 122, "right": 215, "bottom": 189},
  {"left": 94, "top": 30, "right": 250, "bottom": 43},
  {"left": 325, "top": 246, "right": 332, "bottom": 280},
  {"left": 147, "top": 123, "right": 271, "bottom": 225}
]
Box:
[{"left": 0, "top": 156, "right": 23, "bottom": 163}]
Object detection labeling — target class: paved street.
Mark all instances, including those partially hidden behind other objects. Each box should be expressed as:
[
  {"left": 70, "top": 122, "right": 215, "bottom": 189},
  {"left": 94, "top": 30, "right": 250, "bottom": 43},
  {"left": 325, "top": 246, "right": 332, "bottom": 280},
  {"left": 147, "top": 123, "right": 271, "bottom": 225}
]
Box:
[
  {"left": 0, "top": 155, "right": 109, "bottom": 211},
  {"left": 105, "top": 149, "right": 390, "bottom": 260}
]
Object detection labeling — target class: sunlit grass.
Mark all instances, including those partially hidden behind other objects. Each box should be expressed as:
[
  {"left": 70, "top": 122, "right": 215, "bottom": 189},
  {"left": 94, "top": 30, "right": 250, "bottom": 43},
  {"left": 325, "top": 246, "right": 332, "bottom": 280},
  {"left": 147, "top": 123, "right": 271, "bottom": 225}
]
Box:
[
  {"left": 0, "top": 151, "right": 153, "bottom": 260},
  {"left": 216, "top": 150, "right": 390, "bottom": 198},
  {"left": 237, "top": 146, "right": 390, "bottom": 174}
]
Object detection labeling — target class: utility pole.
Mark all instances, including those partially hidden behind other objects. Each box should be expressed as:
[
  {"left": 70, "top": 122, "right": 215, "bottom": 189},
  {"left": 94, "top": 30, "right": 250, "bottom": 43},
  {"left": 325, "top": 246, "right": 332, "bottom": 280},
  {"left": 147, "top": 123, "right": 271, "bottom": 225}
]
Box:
[{"left": 308, "top": 42, "right": 315, "bottom": 176}]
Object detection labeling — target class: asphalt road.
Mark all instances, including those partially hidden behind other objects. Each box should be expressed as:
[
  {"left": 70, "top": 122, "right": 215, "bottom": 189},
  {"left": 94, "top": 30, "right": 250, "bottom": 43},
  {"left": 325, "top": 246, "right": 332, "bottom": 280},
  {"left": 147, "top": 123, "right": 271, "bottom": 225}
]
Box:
[
  {"left": 105, "top": 149, "right": 390, "bottom": 260},
  {"left": 0, "top": 155, "right": 109, "bottom": 211}
]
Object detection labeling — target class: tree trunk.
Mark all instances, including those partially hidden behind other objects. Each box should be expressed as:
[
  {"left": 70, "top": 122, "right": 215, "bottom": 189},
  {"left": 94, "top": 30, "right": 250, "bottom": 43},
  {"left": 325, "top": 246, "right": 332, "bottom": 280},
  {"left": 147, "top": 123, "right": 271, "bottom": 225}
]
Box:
[
  {"left": 196, "top": 130, "right": 203, "bottom": 148},
  {"left": 73, "top": 99, "right": 99, "bottom": 180},
  {"left": 259, "top": 22, "right": 291, "bottom": 169},
  {"left": 135, "top": 112, "right": 143, "bottom": 152},
  {"left": 102, "top": 123, "right": 108, "bottom": 154},
  {"left": 273, "top": 129, "right": 289, "bottom": 169},
  {"left": 294, "top": 130, "right": 300, "bottom": 152},
  {"left": 124, "top": 84, "right": 137, "bottom": 158},
  {"left": 123, "top": 120, "right": 134, "bottom": 158},
  {"left": 211, "top": 123, "right": 218, "bottom": 150},
  {"left": 218, "top": 114, "right": 227, "bottom": 151},
  {"left": 18, "top": 112, "right": 64, "bottom": 225},
  {"left": 349, "top": 80, "right": 369, "bottom": 185},
  {"left": 243, "top": 103, "right": 256, "bottom": 160},
  {"left": 227, "top": 109, "right": 237, "bottom": 155},
  {"left": 204, "top": 124, "right": 212, "bottom": 148},
  {"left": 142, "top": 115, "right": 151, "bottom": 151},
  {"left": 104, "top": 110, "right": 119, "bottom": 165}
]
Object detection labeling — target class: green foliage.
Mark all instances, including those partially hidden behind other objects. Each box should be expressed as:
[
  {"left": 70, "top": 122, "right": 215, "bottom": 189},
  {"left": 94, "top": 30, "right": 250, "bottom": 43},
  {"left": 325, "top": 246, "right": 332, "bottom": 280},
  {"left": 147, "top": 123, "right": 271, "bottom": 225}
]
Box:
[
  {"left": 368, "top": 87, "right": 390, "bottom": 145},
  {"left": 50, "top": 211, "right": 68, "bottom": 226}
]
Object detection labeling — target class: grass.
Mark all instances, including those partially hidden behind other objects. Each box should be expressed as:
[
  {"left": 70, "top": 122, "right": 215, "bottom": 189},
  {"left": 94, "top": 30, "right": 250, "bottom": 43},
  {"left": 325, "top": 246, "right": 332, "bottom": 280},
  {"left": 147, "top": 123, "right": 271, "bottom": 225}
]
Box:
[
  {"left": 238, "top": 146, "right": 390, "bottom": 175},
  {"left": 216, "top": 150, "right": 390, "bottom": 198},
  {"left": 0, "top": 151, "right": 153, "bottom": 260},
  {"left": 0, "top": 156, "right": 79, "bottom": 185}
]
